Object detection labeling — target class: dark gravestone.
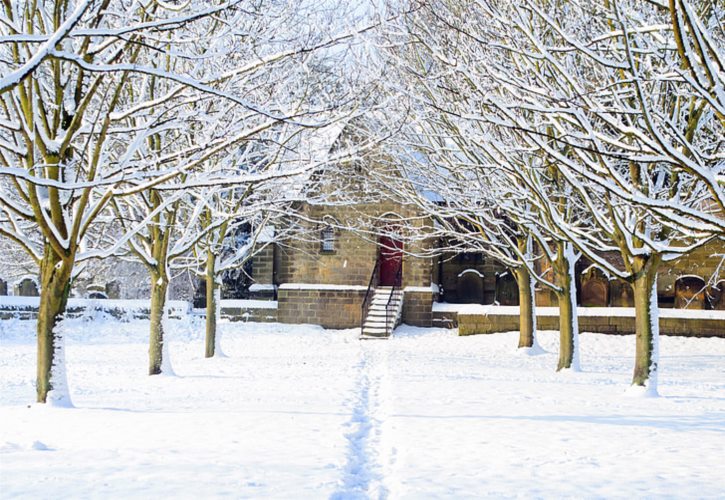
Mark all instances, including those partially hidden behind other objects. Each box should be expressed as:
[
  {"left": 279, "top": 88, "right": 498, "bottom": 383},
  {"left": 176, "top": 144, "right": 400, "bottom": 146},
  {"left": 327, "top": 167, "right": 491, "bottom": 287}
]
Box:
[
  {"left": 535, "top": 287, "right": 557, "bottom": 307},
  {"left": 457, "top": 270, "right": 484, "bottom": 304},
  {"left": 495, "top": 272, "right": 519, "bottom": 306},
  {"left": 0, "top": 279, "right": 7, "bottom": 295},
  {"left": 16, "top": 278, "right": 39, "bottom": 297},
  {"left": 533, "top": 258, "right": 556, "bottom": 306},
  {"left": 708, "top": 281, "right": 725, "bottom": 310},
  {"left": 580, "top": 267, "right": 609, "bottom": 307},
  {"left": 609, "top": 279, "right": 634, "bottom": 307},
  {"left": 105, "top": 280, "right": 121, "bottom": 300},
  {"left": 674, "top": 276, "right": 707, "bottom": 309},
  {"left": 193, "top": 279, "right": 207, "bottom": 309}
]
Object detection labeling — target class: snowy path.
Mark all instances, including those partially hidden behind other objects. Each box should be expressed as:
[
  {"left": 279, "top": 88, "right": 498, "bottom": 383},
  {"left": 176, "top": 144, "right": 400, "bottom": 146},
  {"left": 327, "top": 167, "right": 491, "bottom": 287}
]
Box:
[
  {"left": 333, "top": 341, "right": 396, "bottom": 499},
  {"left": 2, "top": 319, "right": 725, "bottom": 498}
]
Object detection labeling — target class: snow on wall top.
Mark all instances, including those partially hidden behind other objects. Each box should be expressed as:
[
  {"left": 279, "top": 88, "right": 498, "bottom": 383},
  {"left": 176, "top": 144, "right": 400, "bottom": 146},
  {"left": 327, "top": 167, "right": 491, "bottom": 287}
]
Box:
[
  {"left": 278, "top": 283, "right": 368, "bottom": 291},
  {"left": 432, "top": 303, "right": 725, "bottom": 320}
]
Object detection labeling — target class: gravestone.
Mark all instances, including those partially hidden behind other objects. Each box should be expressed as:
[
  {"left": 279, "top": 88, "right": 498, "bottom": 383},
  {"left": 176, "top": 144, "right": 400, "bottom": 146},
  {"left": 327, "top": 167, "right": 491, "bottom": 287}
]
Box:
[
  {"left": 105, "top": 281, "right": 121, "bottom": 300},
  {"left": 657, "top": 272, "right": 676, "bottom": 307},
  {"left": 16, "top": 278, "right": 39, "bottom": 297},
  {"left": 580, "top": 267, "right": 609, "bottom": 307},
  {"left": 708, "top": 281, "right": 725, "bottom": 310},
  {"left": 193, "top": 279, "right": 207, "bottom": 309},
  {"left": 495, "top": 272, "right": 519, "bottom": 306},
  {"left": 458, "top": 270, "right": 484, "bottom": 304},
  {"left": 533, "top": 257, "right": 556, "bottom": 306},
  {"left": 609, "top": 279, "right": 634, "bottom": 307},
  {"left": 674, "top": 276, "right": 707, "bottom": 309}
]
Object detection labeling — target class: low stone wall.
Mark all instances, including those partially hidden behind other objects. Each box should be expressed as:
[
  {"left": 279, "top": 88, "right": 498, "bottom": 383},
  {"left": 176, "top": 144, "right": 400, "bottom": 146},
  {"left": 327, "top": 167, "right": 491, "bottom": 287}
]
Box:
[
  {"left": 277, "top": 285, "right": 367, "bottom": 329},
  {"left": 0, "top": 297, "right": 188, "bottom": 321},
  {"left": 403, "top": 289, "right": 434, "bottom": 327},
  {"left": 220, "top": 304, "right": 278, "bottom": 323},
  {"left": 432, "top": 310, "right": 457, "bottom": 329},
  {"left": 0, "top": 297, "right": 279, "bottom": 323},
  {"left": 456, "top": 307, "right": 725, "bottom": 338}
]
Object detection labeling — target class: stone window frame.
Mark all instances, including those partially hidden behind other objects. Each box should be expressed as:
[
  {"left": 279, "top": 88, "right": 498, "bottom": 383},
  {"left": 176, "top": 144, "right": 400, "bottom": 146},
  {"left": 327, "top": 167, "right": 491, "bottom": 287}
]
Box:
[{"left": 320, "top": 226, "right": 336, "bottom": 253}]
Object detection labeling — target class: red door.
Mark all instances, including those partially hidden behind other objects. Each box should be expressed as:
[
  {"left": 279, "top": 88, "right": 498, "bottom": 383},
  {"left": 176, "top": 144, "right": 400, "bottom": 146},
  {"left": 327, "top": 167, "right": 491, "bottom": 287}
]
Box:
[{"left": 379, "top": 236, "right": 403, "bottom": 286}]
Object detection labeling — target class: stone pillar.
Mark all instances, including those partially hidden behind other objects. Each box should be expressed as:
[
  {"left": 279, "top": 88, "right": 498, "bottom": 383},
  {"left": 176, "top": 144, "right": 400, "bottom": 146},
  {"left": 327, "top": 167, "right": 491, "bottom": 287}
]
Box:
[
  {"left": 250, "top": 245, "right": 275, "bottom": 299},
  {"left": 402, "top": 289, "right": 434, "bottom": 327}
]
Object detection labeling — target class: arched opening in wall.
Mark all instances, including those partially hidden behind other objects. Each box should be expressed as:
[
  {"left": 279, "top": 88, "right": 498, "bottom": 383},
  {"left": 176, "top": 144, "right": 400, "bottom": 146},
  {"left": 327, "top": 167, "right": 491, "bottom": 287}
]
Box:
[
  {"left": 379, "top": 235, "right": 403, "bottom": 287},
  {"left": 0, "top": 279, "right": 7, "bottom": 295}
]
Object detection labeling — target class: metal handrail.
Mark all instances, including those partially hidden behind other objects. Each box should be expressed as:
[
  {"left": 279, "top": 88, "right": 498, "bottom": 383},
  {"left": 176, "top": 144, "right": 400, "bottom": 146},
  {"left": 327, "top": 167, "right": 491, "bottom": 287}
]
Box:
[
  {"left": 361, "top": 257, "right": 381, "bottom": 331},
  {"left": 385, "top": 261, "right": 403, "bottom": 334}
]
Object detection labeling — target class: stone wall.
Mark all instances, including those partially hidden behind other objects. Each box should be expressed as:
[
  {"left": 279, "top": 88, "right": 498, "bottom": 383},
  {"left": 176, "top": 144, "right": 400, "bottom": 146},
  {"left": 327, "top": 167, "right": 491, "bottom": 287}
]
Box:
[
  {"left": 276, "top": 202, "right": 434, "bottom": 288},
  {"left": 402, "top": 289, "right": 434, "bottom": 327},
  {"left": 220, "top": 304, "right": 277, "bottom": 323},
  {"left": 277, "top": 286, "right": 367, "bottom": 329},
  {"left": 457, "top": 310, "right": 725, "bottom": 337},
  {"left": 439, "top": 253, "right": 506, "bottom": 304},
  {"left": 0, "top": 298, "right": 188, "bottom": 321},
  {"left": 667, "top": 240, "right": 723, "bottom": 283},
  {"left": 250, "top": 245, "right": 276, "bottom": 299}
]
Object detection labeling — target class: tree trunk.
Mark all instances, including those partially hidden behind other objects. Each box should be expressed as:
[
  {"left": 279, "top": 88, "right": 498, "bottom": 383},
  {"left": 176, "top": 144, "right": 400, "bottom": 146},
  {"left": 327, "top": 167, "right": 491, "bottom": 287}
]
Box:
[
  {"left": 514, "top": 267, "right": 536, "bottom": 348},
  {"left": 36, "top": 246, "right": 73, "bottom": 404},
  {"left": 631, "top": 258, "right": 660, "bottom": 390},
  {"left": 149, "top": 271, "right": 169, "bottom": 375},
  {"left": 205, "top": 252, "right": 217, "bottom": 358},
  {"left": 554, "top": 242, "right": 580, "bottom": 371}
]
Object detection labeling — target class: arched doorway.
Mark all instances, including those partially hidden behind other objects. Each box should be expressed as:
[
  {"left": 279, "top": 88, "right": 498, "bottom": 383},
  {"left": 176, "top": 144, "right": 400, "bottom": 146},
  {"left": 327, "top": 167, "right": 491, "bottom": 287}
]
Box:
[{"left": 379, "top": 236, "right": 403, "bottom": 286}]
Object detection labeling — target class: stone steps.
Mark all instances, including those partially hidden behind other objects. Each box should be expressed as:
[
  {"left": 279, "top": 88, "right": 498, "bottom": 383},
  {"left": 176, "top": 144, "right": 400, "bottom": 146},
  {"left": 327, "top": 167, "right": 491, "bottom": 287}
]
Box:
[{"left": 361, "top": 287, "right": 404, "bottom": 339}]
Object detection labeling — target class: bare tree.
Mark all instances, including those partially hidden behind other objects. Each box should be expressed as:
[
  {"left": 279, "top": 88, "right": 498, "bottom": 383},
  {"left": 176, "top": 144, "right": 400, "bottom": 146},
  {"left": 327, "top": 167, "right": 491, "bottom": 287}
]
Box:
[
  {"left": 379, "top": 0, "right": 723, "bottom": 390},
  {"left": 0, "top": 0, "right": 372, "bottom": 401}
]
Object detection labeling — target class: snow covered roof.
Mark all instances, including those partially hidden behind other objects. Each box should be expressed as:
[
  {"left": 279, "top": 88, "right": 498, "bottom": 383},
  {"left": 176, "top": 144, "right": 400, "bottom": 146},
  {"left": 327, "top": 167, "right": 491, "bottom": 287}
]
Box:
[{"left": 279, "top": 120, "right": 348, "bottom": 200}]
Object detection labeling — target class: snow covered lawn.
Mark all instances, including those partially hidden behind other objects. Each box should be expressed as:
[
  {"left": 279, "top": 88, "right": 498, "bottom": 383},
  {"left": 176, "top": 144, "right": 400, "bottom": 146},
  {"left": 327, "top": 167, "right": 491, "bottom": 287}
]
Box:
[{"left": 2, "top": 319, "right": 724, "bottom": 498}]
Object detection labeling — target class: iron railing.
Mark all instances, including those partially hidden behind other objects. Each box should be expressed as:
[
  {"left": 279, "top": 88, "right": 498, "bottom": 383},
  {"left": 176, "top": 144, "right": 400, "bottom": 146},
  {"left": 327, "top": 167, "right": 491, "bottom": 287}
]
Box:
[
  {"left": 385, "top": 262, "right": 403, "bottom": 334},
  {"left": 361, "top": 257, "right": 381, "bottom": 331}
]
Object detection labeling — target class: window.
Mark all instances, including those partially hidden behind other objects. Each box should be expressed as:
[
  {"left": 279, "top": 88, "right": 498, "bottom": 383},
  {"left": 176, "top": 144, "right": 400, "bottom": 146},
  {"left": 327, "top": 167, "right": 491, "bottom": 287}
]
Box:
[{"left": 321, "top": 227, "right": 335, "bottom": 252}]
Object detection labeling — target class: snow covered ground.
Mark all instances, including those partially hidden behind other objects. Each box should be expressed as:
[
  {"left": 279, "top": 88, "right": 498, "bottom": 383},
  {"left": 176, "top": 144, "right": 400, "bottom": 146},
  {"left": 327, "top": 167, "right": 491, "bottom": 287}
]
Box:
[{"left": 1, "top": 318, "right": 725, "bottom": 498}]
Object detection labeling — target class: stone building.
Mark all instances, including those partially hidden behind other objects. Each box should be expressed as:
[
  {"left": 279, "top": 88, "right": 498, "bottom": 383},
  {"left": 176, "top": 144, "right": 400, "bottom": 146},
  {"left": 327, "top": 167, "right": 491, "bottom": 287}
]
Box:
[{"left": 244, "top": 123, "right": 723, "bottom": 333}]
